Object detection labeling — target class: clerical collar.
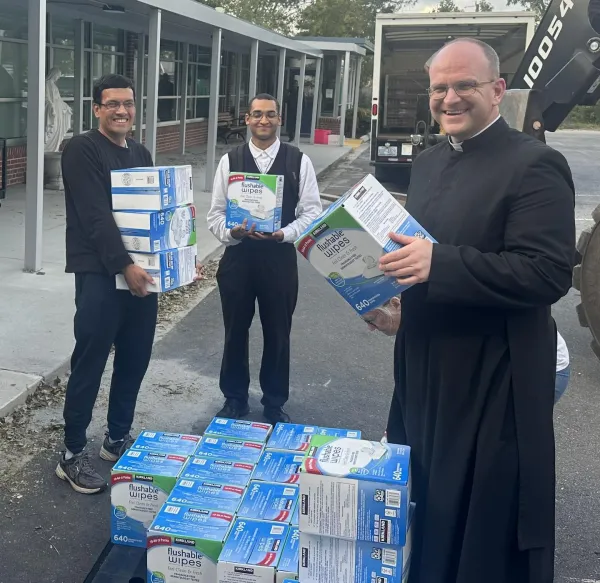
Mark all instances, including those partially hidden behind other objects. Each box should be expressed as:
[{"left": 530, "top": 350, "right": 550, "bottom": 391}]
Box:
[{"left": 448, "top": 114, "right": 502, "bottom": 152}]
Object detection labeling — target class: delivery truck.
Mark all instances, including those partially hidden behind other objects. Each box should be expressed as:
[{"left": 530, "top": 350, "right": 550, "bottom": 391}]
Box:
[{"left": 370, "top": 11, "right": 536, "bottom": 182}]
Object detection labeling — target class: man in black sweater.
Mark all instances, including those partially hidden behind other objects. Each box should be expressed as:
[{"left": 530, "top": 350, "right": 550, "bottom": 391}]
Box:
[{"left": 55, "top": 74, "right": 157, "bottom": 495}]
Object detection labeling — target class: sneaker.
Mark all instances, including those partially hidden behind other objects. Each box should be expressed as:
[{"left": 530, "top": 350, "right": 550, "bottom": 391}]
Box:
[
  {"left": 216, "top": 399, "right": 250, "bottom": 420},
  {"left": 99, "top": 432, "right": 135, "bottom": 463},
  {"left": 55, "top": 450, "right": 108, "bottom": 495},
  {"left": 263, "top": 406, "right": 291, "bottom": 424}
]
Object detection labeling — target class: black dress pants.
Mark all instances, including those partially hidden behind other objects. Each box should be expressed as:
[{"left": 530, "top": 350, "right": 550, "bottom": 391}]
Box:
[
  {"left": 63, "top": 273, "right": 158, "bottom": 454},
  {"left": 216, "top": 242, "right": 298, "bottom": 409}
]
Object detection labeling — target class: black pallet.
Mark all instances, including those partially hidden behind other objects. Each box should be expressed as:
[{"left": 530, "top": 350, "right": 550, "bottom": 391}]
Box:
[{"left": 83, "top": 542, "right": 147, "bottom": 583}]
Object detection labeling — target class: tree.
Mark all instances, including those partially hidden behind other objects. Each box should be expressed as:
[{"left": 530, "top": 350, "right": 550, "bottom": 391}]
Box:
[
  {"left": 296, "top": 0, "right": 418, "bottom": 41},
  {"left": 504, "top": 0, "right": 549, "bottom": 21},
  {"left": 201, "top": 0, "right": 301, "bottom": 36},
  {"left": 475, "top": 0, "right": 494, "bottom": 11},
  {"left": 431, "top": 0, "right": 462, "bottom": 12}
]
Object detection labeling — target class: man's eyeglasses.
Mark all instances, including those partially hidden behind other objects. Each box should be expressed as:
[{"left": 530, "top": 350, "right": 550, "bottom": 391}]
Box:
[
  {"left": 427, "top": 80, "right": 497, "bottom": 100},
  {"left": 248, "top": 110, "right": 279, "bottom": 120},
  {"left": 98, "top": 100, "right": 136, "bottom": 111}
]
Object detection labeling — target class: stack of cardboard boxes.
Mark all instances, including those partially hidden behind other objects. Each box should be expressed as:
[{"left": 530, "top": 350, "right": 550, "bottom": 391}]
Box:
[
  {"left": 110, "top": 165, "right": 197, "bottom": 293},
  {"left": 109, "top": 419, "right": 411, "bottom": 582}
]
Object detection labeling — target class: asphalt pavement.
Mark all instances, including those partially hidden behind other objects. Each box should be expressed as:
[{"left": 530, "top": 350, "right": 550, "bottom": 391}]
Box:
[{"left": 0, "top": 132, "right": 599, "bottom": 583}]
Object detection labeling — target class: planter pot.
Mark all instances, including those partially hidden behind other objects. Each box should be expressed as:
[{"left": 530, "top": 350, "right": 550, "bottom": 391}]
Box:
[{"left": 44, "top": 151, "right": 64, "bottom": 191}]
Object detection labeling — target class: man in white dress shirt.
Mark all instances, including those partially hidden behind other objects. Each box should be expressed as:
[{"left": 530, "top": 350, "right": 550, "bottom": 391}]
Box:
[{"left": 207, "top": 93, "right": 322, "bottom": 424}]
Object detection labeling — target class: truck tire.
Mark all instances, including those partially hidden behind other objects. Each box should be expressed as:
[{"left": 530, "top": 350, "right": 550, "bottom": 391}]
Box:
[{"left": 572, "top": 202, "right": 600, "bottom": 360}]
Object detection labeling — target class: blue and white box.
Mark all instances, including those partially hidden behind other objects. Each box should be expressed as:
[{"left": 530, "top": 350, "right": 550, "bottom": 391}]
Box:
[
  {"left": 130, "top": 430, "right": 202, "bottom": 456},
  {"left": 295, "top": 173, "right": 436, "bottom": 315},
  {"left": 299, "top": 435, "right": 412, "bottom": 546},
  {"left": 147, "top": 503, "right": 235, "bottom": 583},
  {"left": 196, "top": 435, "right": 265, "bottom": 464},
  {"left": 181, "top": 456, "right": 256, "bottom": 488},
  {"left": 276, "top": 527, "right": 300, "bottom": 583},
  {"left": 113, "top": 205, "right": 197, "bottom": 253},
  {"left": 217, "top": 519, "right": 290, "bottom": 583},
  {"left": 205, "top": 417, "right": 273, "bottom": 443},
  {"left": 253, "top": 450, "right": 305, "bottom": 484},
  {"left": 115, "top": 244, "right": 197, "bottom": 293},
  {"left": 226, "top": 172, "right": 284, "bottom": 234},
  {"left": 298, "top": 526, "right": 412, "bottom": 583},
  {"left": 110, "top": 450, "right": 188, "bottom": 548},
  {"left": 111, "top": 165, "right": 194, "bottom": 210},
  {"left": 167, "top": 479, "right": 246, "bottom": 514},
  {"left": 267, "top": 423, "right": 361, "bottom": 453},
  {"left": 238, "top": 481, "right": 299, "bottom": 523}
]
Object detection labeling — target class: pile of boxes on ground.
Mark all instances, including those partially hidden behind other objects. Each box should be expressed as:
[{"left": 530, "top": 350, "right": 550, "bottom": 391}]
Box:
[
  {"left": 110, "top": 419, "right": 414, "bottom": 582},
  {"left": 111, "top": 165, "right": 197, "bottom": 293}
]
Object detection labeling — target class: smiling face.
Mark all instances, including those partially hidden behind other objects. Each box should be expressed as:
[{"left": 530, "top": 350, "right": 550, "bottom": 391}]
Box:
[
  {"left": 246, "top": 98, "right": 280, "bottom": 143},
  {"left": 93, "top": 87, "right": 135, "bottom": 142},
  {"left": 428, "top": 41, "right": 506, "bottom": 142}
]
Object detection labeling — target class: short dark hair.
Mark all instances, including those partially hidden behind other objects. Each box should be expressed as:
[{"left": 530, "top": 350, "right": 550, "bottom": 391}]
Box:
[
  {"left": 248, "top": 93, "right": 280, "bottom": 114},
  {"left": 93, "top": 74, "right": 136, "bottom": 105}
]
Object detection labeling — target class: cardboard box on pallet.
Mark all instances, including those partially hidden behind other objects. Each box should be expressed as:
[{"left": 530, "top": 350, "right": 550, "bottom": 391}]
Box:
[
  {"left": 110, "top": 450, "right": 188, "bottom": 548},
  {"left": 146, "top": 503, "right": 235, "bottom": 583},
  {"left": 266, "top": 423, "right": 361, "bottom": 453},
  {"left": 299, "top": 435, "right": 412, "bottom": 546},
  {"left": 217, "top": 518, "right": 290, "bottom": 583},
  {"left": 180, "top": 456, "right": 256, "bottom": 488}
]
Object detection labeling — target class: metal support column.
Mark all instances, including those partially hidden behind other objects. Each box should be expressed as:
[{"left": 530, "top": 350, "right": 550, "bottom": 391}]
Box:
[
  {"left": 276, "top": 48, "right": 286, "bottom": 138},
  {"left": 235, "top": 51, "right": 243, "bottom": 119},
  {"left": 135, "top": 32, "right": 145, "bottom": 143},
  {"left": 293, "top": 54, "right": 306, "bottom": 147},
  {"left": 73, "top": 19, "right": 84, "bottom": 135},
  {"left": 310, "top": 57, "right": 322, "bottom": 144},
  {"left": 352, "top": 55, "right": 363, "bottom": 139},
  {"left": 179, "top": 42, "right": 189, "bottom": 154},
  {"left": 24, "top": 0, "right": 47, "bottom": 272},
  {"left": 146, "top": 8, "right": 161, "bottom": 161},
  {"left": 339, "top": 51, "right": 351, "bottom": 146},
  {"left": 205, "top": 28, "right": 222, "bottom": 191},
  {"left": 333, "top": 55, "right": 342, "bottom": 117},
  {"left": 247, "top": 39, "right": 259, "bottom": 141}
]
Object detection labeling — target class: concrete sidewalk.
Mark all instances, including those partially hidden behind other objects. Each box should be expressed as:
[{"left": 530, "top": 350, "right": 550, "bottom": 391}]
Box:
[{"left": 0, "top": 139, "right": 353, "bottom": 417}]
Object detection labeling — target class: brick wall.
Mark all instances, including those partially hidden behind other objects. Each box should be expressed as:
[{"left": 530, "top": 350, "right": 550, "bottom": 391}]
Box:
[
  {"left": 317, "top": 116, "right": 341, "bottom": 134},
  {"left": 2, "top": 116, "right": 225, "bottom": 187},
  {"left": 0, "top": 145, "right": 27, "bottom": 188}
]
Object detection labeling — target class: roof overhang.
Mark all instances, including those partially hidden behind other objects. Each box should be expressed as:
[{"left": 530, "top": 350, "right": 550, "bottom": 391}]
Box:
[
  {"left": 295, "top": 37, "right": 375, "bottom": 56},
  {"left": 40, "top": 0, "right": 323, "bottom": 57}
]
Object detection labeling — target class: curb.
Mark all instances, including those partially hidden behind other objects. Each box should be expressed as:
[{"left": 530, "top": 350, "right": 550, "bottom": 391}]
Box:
[{"left": 0, "top": 372, "right": 43, "bottom": 418}]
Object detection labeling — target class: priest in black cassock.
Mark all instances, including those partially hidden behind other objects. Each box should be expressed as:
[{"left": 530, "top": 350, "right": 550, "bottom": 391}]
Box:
[{"left": 379, "top": 38, "right": 576, "bottom": 583}]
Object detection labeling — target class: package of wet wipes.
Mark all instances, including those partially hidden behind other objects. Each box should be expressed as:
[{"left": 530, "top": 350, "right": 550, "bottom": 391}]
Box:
[
  {"left": 217, "top": 518, "right": 290, "bottom": 583},
  {"left": 196, "top": 436, "right": 265, "bottom": 464},
  {"left": 226, "top": 172, "right": 284, "bottom": 234},
  {"left": 204, "top": 418, "right": 273, "bottom": 443},
  {"left": 276, "top": 527, "right": 300, "bottom": 583},
  {"left": 110, "top": 450, "right": 188, "bottom": 548},
  {"left": 295, "top": 173, "right": 436, "bottom": 315},
  {"left": 111, "top": 165, "right": 193, "bottom": 210},
  {"left": 253, "top": 450, "right": 305, "bottom": 484},
  {"left": 113, "top": 205, "right": 196, "bottom": 253},
  {"left": 237, "top": 481, "right": 299, "bottom": 523},
  {"left": 267, "top": 423, "right": 361, "bottom": 453},
  {"left": 115, "top": 245, "right": 197, "bottom": 293},
  {"left": 299, "top": 435, "right": 412, "bottom": 546},
  {"left": 166, "top": 478, "right": 246, "bottom": 514},
  {"left": 147, "top": 503, "right": 234, "bottom": 583},
  {"left": 130, "top": 430, "right": 202, "bottom": 456},
  {"left": 180, "top": 456, "right": 256, "bottom": 488}
]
